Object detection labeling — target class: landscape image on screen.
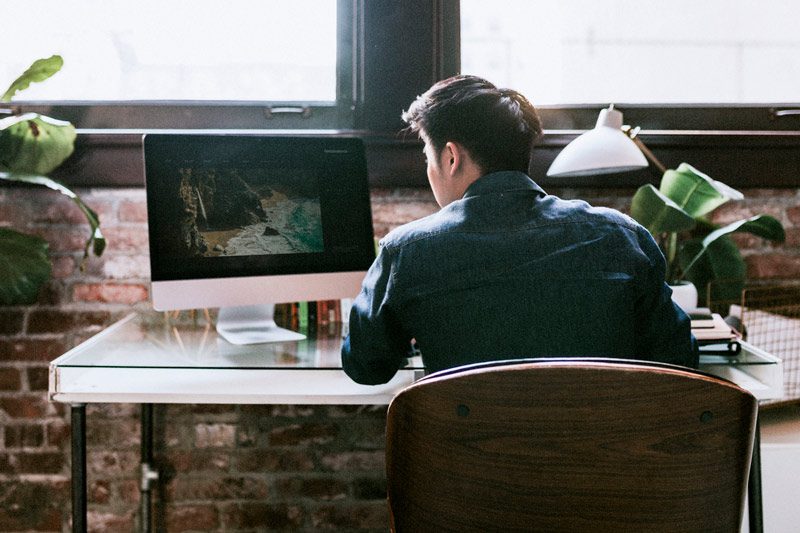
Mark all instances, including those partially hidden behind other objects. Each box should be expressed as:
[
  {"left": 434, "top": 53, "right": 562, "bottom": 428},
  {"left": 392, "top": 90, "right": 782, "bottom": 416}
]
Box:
[{"left": 173, "top": 167, "right": 323, "bottom": 258}]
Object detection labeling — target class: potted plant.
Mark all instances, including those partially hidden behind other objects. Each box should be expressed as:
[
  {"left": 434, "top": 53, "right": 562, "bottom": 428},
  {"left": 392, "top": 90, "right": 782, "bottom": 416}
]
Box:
[
  {"left": 629, "top": 162, "right": 785, "bottom": 308},
  {"left": 0, "top": 55, "right": 105, "bottom": 305}
]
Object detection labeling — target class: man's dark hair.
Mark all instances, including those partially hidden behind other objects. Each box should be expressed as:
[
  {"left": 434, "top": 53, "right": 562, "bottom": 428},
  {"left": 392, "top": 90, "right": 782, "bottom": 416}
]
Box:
[{"left": 401, "top": 75, "right": 543, "bottom": 174}]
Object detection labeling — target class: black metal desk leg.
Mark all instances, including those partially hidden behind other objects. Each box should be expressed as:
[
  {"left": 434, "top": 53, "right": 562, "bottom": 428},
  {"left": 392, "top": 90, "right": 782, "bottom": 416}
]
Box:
[
  {"left": 140, "top": 404, "right": 159, "bottom": 533},
  {"left": 748, "top": 415, "right": 763, "bottom": 533},
  {"left": 71, "top": 403, "right": 87, "bottom": 533}
]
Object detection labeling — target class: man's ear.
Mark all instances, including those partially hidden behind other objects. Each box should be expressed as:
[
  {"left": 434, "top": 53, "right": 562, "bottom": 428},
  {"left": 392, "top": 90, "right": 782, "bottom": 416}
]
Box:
[{"left": 442, "top": 141, "right": 462, "bottom": 177}]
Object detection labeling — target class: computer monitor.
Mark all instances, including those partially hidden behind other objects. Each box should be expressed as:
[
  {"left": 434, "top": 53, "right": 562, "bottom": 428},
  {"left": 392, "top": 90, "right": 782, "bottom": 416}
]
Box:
[{"left": 143, "top": 133, "right": 375, "bottom": 345}]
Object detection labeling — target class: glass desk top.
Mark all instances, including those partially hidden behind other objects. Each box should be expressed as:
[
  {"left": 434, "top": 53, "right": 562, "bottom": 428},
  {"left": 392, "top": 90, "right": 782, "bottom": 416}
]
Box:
[
  {"left": 54, "top": 311, "right": 426, "bottom": 371},
  {"left": 49, "top": 310, "right": 783, "bottom": 404}
]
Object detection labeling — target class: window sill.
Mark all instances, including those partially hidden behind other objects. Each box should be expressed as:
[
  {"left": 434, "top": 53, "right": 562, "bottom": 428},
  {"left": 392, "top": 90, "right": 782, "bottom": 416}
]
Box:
[{"left": 49, "top": 129, "right": 800, "bottom": 189}]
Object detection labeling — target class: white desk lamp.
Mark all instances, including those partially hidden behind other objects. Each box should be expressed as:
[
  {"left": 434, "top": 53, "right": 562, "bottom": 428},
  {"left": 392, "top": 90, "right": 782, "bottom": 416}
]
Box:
[{"left": 546, "top": 104, "right": 666, "bottom": 177}]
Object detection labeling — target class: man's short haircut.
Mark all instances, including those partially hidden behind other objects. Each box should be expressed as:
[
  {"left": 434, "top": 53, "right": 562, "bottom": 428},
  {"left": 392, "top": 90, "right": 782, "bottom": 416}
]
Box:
[{"left": 401, "top": 75, "right": 543, "bottom": 174}]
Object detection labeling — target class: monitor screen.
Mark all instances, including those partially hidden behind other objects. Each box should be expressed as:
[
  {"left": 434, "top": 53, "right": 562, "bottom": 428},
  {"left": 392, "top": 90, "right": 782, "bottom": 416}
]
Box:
[{"left": 143, "top": 134, "right": 375, "bottom": 333}]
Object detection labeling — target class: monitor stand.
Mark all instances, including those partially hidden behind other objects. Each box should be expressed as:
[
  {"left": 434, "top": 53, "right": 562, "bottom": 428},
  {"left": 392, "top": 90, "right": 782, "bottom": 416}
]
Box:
[{"left": 216, "top": 304, "right": 306, "bottom": 345}]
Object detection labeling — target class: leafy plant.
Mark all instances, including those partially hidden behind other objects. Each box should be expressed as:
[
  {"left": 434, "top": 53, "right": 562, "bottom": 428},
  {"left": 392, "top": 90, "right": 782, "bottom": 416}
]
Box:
[
  {"left": 630, "top": 162, "right": 785, "bottom": 304},
  {"left": 0, "top": 56, "right": 105, "bottom": 305}
]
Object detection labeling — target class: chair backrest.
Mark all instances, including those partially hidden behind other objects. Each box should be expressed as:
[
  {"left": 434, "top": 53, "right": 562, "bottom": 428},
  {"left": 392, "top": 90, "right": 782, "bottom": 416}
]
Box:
[{"left": 385, "top": 358, "right": 757, "bottom": 533}]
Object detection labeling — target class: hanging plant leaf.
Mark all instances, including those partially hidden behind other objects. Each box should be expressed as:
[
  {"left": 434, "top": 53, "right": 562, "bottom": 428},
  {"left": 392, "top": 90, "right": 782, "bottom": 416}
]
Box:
[
  {"left": 1, "top": 55, "right": 63, "bottom": 102},
  {"left": 0, "top": 228, "right": 51, "bottom": 305},
  {"left": 0, "top": 113, "right": 76, "bottom": 175},
  {"left": 660, "top": 163, "right": 744, "bottom": 218}
]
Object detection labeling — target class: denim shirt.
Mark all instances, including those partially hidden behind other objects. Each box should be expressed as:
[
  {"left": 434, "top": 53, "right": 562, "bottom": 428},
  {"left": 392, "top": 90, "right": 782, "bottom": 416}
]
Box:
[{"left": 342, "top": 171, "right": 697, "bottom": 385}]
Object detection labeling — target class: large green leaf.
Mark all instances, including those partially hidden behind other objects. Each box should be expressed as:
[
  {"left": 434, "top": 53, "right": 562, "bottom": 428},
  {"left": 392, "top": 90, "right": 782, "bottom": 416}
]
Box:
[
  {"left": 0, "top": 228, "right": 51, "bottom": 305},
  {"left": 679, "top": 236, "right": 746, "bottom": 306},
  {"left": 630, "top": 183, "right": 695, "bottom": 235},
  {"left": 702, "top": 214, "right": 786, "bottom": 248},
  {"left": 0, "top": 113, "right": 76, "bottom": 174},
  {"left": 0, "top": 172, "right": 106, "bottom": 259},
  {"left": 679, "top": 214, "right": 785, "bottom": 281},
  {"left": 660, "top": 163, "right": 744, "bottom": 218},
  {"left": 1, "top": 55, "right": 63, "bottom": 102}
]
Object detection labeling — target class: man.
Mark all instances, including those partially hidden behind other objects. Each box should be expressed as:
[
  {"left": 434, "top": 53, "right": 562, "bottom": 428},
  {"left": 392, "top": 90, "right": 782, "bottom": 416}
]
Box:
[{"left": 342, "top": 75, "right": 697, "bottom": 385}]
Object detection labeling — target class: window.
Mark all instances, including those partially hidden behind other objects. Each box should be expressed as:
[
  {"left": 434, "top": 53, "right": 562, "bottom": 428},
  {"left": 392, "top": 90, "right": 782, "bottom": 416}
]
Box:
[
  {"left": 461, "top": 0, "right": 800, "bottom": 105},
  {"left": 2, "top": 0, "right": 353, "bottom": 129},
  {"left": 2, "top": 0, "right": 336, "bottom": 102}
]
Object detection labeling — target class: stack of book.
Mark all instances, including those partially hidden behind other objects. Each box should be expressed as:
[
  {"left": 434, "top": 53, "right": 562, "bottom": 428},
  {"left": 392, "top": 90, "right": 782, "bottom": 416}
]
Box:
[
  {"left": 274, "top": 299, "right": 353, "bottom": 333},
  {"left": 689, "top": 307, "right": 741, "bottom": 356},
  {"left": 689, "top": 308, "right": 738, "bottom": 341}
]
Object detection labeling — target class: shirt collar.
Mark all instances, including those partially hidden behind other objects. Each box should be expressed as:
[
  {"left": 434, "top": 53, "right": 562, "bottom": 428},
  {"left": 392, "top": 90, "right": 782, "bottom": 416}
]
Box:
[{"left": 461, "top": 171, "right": 547, "bottom": 200}]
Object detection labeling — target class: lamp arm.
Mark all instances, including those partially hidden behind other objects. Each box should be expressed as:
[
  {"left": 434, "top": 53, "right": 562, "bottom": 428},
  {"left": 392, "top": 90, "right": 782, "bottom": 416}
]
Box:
[{"left": 626, "top": 134, "right": 667, "bottom": 176}]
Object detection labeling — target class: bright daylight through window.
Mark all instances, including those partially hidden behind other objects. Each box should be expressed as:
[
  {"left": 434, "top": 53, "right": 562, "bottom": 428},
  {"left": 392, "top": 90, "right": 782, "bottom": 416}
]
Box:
[
  {"left": 461, "top": 0, "right": 800, "bottom": 105},
  {"left": 0, "top": 0, "right": 336, "bottom": 102}
]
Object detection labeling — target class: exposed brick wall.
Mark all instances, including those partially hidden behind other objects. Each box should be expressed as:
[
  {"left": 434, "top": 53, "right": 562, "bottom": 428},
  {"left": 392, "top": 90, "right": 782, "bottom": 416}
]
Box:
[{"left": 0, "top": 183, "right": 798, "bottom": 531}]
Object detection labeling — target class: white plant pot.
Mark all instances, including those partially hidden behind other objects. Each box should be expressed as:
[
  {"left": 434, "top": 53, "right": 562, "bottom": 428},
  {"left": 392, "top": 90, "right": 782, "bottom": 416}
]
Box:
[{"left": 670, "top": 281, "right": 698, "bottom": 312}]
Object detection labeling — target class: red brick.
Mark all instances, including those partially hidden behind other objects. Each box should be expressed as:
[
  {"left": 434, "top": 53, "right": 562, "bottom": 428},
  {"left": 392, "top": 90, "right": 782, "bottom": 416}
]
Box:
[
  {"left": 51, "top": 255, "right": 77, "bottom": 279},
  {"left": 194, "top": 423, "right": 236, "bottom": 448},
  {"left": 17, "top": 451, "right": 64, "bottom": 474},
  {"left": 89, "top": 480, "right": 111, "bottom": 504},
  {"left": 87, "top": 402, "right": 139, "bottom": 418},
  {"left": 236, "top": 449, "right": 314, "bottom": 472},
  {"left": 0, "top": 200, "right": 31, "bottom": 225},
  {"left": 0, "top": 339, "right": 70, "bottom": 362},
  {"left": 119, "top": 200, "right": 149, "bottom": 223},
  {"left": 102, "top": 226, "right": 149, "bottom": 253},
  {"left": 47, "top": 419, "right": 70, "bottom": 447},
  {"left": 746, "top": 253, "right": 800, "bottom": 279},
  {"left": 268, "top": 422, "right": 338, "bottom": 446},
  {"left": 27, "top": 366, "right": 49, "bottom": 391},
  {"left": 4, "top": 424, "right": 45, "bottom": 448},
  {"left": 36, "top": 281, "right": 65, "bottom": 306},
  {"left": 222, "top": 503, "right": 302, "bottom": 530},
  {"left": 33, "top": 226, "right": 91, "bottom": 254},
  {"left": 311, "top": 503, "right": 389, "bottom": 530},
  {"left": 0, "top": 453, "right": 14, "bottom": 474},
  {"left": 240, "top": 404, "right": 317, "bottom": 417},
  {"left": 73, "top": 283, "right": 149, "bottom": 304},
  {"left": 86, "top": 417, "right": 140, "bottom": 448},
  {"left": 0, "top": 481, "right": 66, "bottom": 531},
  {"left": 171, "top": 476, "right": 269, "bottom": 501},
  {"left": 320, "top": 451, "right": 385, "bottom": 472},
  {"left": 86, "top": 510, "right": 135, "bottom": 533},
  {"left": 103, "top": 254, "right": 150, "bottom": 279},
  {"left": 0, "top": 310, "right": 24, "bottom": 335},
  {"left": 86, "top": 451, "right": 139, "bottom": 477},
  {"left": 166, "top": 505, "right": 219, "bottom": 532},
  {"left": 785, "top": 227, "right": 800, "bottom": 247},
  {"left": 353, "top": 477, "right": 388, "bottom": 500},
  {"left": 27, "top": 309, "right": 113, "bottom": 334},
  {"left": 117, "top": 479, "right": 141, "bottom": 504},
  {"left": 165, "top": 450, "right": 231, "bottom": 473},
  {"left": 275, "top": 477, "right": 348, "bottom": 501},
  {"left": 31, "top": 197, "right": 94, "bottom": 225},
  {"left": 0, "top": 394, "right": 50, "bottom": 418},
  {"left": 788, "top": 205, "right": 800, "bottom": 225},
  {"left": 0, "top": 367, "right": 21, "bottom": 390}
]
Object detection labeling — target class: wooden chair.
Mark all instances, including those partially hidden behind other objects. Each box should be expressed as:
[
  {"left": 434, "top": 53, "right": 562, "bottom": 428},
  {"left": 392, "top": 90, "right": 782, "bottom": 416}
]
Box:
[{"left": 385, "top": 358, "right": 757, "bottom": 532}]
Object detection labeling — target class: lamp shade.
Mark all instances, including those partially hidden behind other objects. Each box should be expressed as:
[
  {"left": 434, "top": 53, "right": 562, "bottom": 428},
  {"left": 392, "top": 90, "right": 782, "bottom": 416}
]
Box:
[{"left": 546, "top": 106, "right": 648, "bottom": 178}]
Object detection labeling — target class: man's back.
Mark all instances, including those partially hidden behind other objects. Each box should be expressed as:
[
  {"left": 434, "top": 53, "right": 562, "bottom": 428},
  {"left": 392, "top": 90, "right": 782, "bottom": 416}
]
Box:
[{"left": 342, "top": 171, "right": 696, "bottom": 384}]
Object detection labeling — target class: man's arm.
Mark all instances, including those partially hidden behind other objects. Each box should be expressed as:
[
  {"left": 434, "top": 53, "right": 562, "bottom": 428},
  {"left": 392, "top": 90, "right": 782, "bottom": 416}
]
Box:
[
  {"left": 634, "top": 229, "right": 699, "bottom": 368},
  {"left": 342, "top": 245, "right": 410, "bottom": 384}
]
